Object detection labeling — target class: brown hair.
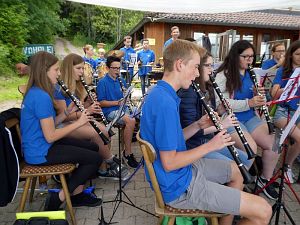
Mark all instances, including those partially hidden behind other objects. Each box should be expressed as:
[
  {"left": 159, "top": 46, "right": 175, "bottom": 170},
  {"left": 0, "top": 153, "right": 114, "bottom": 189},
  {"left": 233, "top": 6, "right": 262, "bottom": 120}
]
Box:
[
  {"left": 171, "top": 26, "right": 179, "bottom": 32},
  {"left": 282, "top": 40, "right": 300, "bottom": 79},
  {"left": 163, "top": 39, "right": 206, "bottom": 72},
  {"left": 271, "top": 43, "right": 285, "bottom": 52},
  {"left": 123, "top": 36, "right": 132, "bottom": 42},
  {"left": 24, "top": 51, "right": 58, "bottom": 101},
  {"left": 60, "top": 53, "right": 85, "bottom": 100}
]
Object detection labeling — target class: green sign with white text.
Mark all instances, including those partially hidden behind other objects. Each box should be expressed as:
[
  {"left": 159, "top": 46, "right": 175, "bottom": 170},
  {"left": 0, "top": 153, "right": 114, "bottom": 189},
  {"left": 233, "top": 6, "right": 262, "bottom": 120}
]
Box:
[{"left": 23, "top": 44, "right": 54, "bottom": 57}]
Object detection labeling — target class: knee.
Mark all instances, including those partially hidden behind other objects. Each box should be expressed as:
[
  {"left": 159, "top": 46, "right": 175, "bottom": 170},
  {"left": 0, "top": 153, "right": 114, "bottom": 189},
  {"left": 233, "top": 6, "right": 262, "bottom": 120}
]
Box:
[
  {"left": 231, "top": 163, "right": 243, "bottom": 185},
  {"left": 257, "top": 198, "right": 272, "bottom": 224}
]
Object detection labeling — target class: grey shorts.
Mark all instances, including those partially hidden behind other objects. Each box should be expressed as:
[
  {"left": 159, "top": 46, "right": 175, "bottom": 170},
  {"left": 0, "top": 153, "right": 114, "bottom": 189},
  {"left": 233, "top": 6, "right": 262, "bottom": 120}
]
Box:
[
  {"left": 274, "top": 106, "right": 300, "bottom": 124},
  {"left": 168, "top": 158, "right": 241, "bottom": 215},
  {"left": 107, "top": 108, "right": 131, "bottom": 125}
]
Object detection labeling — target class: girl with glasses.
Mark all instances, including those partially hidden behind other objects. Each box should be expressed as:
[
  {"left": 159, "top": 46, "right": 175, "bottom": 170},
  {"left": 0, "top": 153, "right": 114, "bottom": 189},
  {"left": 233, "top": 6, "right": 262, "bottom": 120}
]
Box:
[{"left": 215, "top": 40, "right": 280, "bottom": 200}]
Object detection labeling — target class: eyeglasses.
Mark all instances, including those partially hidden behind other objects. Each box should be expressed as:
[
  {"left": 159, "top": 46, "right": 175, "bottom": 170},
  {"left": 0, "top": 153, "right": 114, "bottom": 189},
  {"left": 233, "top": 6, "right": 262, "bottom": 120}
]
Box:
[
  {"left": 240, "top": 55, "right": 254, "bottom": 60},
  {"left": 110, "top": 67, "right": 120, "bottom": 70},
  {"left": 203, "top": 63, "right": 214, "bottom": 68},
  {"left": 274, "top": 50, "right": 285, "bottom": 53}
]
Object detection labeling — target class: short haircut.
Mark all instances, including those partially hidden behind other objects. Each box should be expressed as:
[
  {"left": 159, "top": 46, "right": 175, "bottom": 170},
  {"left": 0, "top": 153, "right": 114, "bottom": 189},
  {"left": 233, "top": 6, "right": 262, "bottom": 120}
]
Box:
[
  {"left": 171, "top": 26, "right": 179, "bottom": 32},
  {"left": 163, "top": 39, "right": 206, "bottom": 72},
  {"left": 271, "top": 43, "right": 285, "bottom": 52},
  {"left": 123, "top": 36, "right": 132, "bottom": 42},
  {"left": 141, "top": 39, "right": 149, "bottom": 44},
  {"left": 106, "top": 56, "right": 121, "bottom": 68},
  {"left": 98, "top": 48, "right": 106, "bottom": 54}
]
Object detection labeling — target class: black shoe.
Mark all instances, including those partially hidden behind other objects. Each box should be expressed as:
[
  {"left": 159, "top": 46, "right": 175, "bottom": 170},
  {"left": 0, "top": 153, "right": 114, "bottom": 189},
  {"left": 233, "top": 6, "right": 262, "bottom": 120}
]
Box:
[
  {"left": 44, "top": 192, "right": 62, "bottom": 211},
  {"left": 123, "top": 153, "right": 139, "bottom": 168},
  {"left": 257, "top": 176, "right": 279, "bottom": 200},
  {"left": 71, "top": 192, "right": 102, "bottom": 207}
]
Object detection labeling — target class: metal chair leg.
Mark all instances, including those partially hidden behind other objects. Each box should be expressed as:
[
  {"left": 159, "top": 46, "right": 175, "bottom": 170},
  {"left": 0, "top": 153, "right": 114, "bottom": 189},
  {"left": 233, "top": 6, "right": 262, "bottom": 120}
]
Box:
[
  {"left": 60, "top": 174, "right": 76, "bottom": 225},
  {"left": 29, "top": 177, "right": 37, "bottom": 203},
  {"left": 19, "top": 177, "right": 31, "bottom": 212}
]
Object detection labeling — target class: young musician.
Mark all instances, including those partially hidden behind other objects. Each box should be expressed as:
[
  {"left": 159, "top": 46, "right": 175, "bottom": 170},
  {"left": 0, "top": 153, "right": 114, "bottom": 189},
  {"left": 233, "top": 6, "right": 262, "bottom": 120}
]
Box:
[
  {"left": 120, "top": 36, "right": 136, "bottom": 79},
  {"left": 262, "top": 43, "right": 286, "bottom": 70},
  {"left": 164, "top": 26, "right": 180, "bottom": 48},
  {"left": 271, "top": 40, "right": 300, "bottom": 183},
  {"left": 96, "top": 56, "right": 139, "bottom": 168},
  {"left": 20, "top": 51, "right": 102, "bottom": 210},
  {"left": 96, "top": 48, "right": 107, "bottom": 65},
  {"left": 178, "top": 52, "right": 256, "bottom": 168},
  {"left": 55, "top": 53, "right": 129, "bottom": 180},
  {"left": 140, "top": 40, "right": 271, "bottom": 225},
  {"left": 83, "top": 44, "right": 97, "bottom": 70},
  {"left": 215, "top": 40, "right": 280, "bottom": 200},
  {"left": 137, "top": 39, "right": 155, "bottom": 95}
]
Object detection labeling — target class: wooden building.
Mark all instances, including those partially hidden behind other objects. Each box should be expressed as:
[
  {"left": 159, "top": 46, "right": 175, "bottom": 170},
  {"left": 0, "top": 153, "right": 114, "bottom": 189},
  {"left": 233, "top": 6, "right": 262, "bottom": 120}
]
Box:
[{"left": 114, "top": 9, "right": 300, "bottom": 62}]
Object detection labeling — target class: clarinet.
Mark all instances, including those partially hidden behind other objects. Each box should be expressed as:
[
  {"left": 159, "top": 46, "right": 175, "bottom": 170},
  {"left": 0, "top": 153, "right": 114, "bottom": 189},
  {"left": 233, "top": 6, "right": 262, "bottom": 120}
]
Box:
[
  {"left": 248, "top": 66, "right": 275, "bottom": 134},
  {"left": 57, "top": 78, "right": 110, "bottom": 145},
  {"left": 191, "top": 81, "right": 253, "bottom": 184},
  {"left": 79, "top": 76, "right": 115, "bottom": 137},
  {"left": 209, "top": 73, "right": 256, "bottom": 160},
  {"left": 117, "top": 76, "right": 133, "bottom": 114}
]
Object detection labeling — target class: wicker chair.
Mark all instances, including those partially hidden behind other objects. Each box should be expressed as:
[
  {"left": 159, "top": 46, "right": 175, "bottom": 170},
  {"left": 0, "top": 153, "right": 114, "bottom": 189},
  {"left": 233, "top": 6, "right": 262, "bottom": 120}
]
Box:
[
  {"left": 136, "top": 131, "right": 226, "bottom": 225},
  {"left": 5, "top": 117, "right": 77, "bottom": 225}
]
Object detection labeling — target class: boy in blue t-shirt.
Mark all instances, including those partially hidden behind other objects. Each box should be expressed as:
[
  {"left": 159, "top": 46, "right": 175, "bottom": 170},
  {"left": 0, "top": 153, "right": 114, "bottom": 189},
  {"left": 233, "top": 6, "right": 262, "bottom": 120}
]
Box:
[
  {"left": 137, "top": 39, "right": 155, "bottom": 95},
  {"left": 140, "top": 40, "right": 271, "bottom": 225},
  {"left": 120, "top": 36, "right": 136, "bottom": 83},
  {"left": 262, "top": 43, "right": 285, "bottom": 70}
]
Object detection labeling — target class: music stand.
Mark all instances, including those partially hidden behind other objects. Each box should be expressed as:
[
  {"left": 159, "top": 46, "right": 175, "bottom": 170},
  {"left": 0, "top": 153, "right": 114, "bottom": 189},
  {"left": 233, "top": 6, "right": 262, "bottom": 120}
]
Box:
[
  {"left": 270, "top": 104, "right": 300, "bottom": 225},
  {"left": 104, "top": 86, "right": 156, "bottom": 224}
]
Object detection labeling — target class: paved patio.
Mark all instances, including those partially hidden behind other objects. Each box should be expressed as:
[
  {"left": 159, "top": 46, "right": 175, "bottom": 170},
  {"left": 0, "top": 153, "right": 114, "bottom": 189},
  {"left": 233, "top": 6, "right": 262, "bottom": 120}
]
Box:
[{"left": 0, "top": 97, "right": 300, "bottom": 225}]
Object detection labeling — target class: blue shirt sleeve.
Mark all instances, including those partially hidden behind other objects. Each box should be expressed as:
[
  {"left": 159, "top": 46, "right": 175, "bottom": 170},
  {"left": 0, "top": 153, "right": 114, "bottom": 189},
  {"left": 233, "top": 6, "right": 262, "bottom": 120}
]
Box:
[
  {"left": 35, "top": 92, "right": 55, "bottom": 120},
  {"left": 96, "top": 79, "right": 107, "bottom": 101},
  {"left": 273, "top": 67, "right": 283, "bottom": 86}
]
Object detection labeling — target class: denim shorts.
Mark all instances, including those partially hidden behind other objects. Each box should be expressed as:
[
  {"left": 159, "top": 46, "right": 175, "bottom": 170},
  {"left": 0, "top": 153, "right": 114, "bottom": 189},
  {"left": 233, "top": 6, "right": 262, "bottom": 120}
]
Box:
[
  {"left": 107, "top": 108, "right": 131, "bottom": 125},
  {"left": 227, "top": 115, "right": 264, "bottom": 134},
  {"left": 273, "top": 106, "right": 300, "bottom": 124},
  {"left": 204, "top": 146, "right": 252, "bottom": 168}
]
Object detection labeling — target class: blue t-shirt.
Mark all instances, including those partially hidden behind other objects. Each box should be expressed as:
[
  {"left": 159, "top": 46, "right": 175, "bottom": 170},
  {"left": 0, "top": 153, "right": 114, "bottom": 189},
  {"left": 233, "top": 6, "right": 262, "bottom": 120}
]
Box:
[
  {"left": 137, "top": 49, "right": 155, "bottom": 76},
  {"left": 96, "top": 74, "right": 126, "bottom": 117},
  {"left": 140, "top": 80, "right": 192, "bottom": 203},
  {"left": 273, "top": 67, "right": 300, "bottom": 110},
  {"left": 262, "top": 59, "right": 277, "bottom": 70},
  {"left": 164, "top": 38, "right": 173, "bottom": 48},
  {"left": 120, "top": 46, "right": 136, "bottom": 76},
  {"left": 96, "top": 57, "right": 106, "bottom": 65},
  {"left": 54, "top": 84, "right": 72, "bottom": 106},
  {"left": 20, "top": 87, "right": 56, "bottom": 164},
  {"left": 234, "top": 70, "right": 256, "bottom": 121},
  {"left": 83, "top": 56, "right": 97, "bottom": 70}
]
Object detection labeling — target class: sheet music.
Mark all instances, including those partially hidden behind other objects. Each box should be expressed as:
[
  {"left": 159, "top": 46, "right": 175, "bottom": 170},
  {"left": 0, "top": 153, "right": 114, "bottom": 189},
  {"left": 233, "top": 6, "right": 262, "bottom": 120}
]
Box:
[
  {"left": 252, "top": 67, "right": 277, "bottom": 78},
  {"left": 278, "top": 67, "right": 300, "bottom": 102},
  {"left": 280, "top": 104, "right": 300, "bottom": 145},
  {"left": 129, "top": 53, "right": 136, "bottom": 67}
]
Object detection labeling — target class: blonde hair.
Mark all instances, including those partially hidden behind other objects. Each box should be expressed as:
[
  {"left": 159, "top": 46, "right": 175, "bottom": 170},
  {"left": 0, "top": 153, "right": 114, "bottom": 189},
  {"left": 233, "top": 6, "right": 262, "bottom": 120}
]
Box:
[
  {"left": 24, "top": 51, "right": 58, "bottom": 102},
  {"left": 98, "top": 48, "right": 106, "bottom": 54},
  {"left": 60, "top": 53, "right": 85, "bottom": 101},
  {"left": 83, "top": 44, "right": 93, "bottom": 54},
  {"left": 163, "top": 39, "right": 206, "bottom": 72}
]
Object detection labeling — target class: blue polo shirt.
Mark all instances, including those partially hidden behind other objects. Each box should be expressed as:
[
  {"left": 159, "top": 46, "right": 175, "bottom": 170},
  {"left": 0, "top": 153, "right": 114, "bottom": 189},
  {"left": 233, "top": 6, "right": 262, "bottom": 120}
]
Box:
[
  {"left": 140, "top": 80, "right": 192, "bottom": 203},
  {"left": 120, "top": 46, "right": 136, "bottom": 76},
  {"left": 20, "top": 87, "right": 56, "bottom": 164},
  {"left": 273, "top": 67, "right": 300, "bottom": 110},
  {"left": 164, "top": 38, "right": 173, "bottom": 48},
  {"left": 54, "top": 84, "right": 72, "bottom": 106},
  {"left": 96, "top": 74, "right": 126, "bottom": 117},
  {"left": 262, "top": 59, "right": 277, "bottom": 70},
  {"left": 234, "top": 70, "right": 256, "bottom": 122},
  {"left": 137, "top": 49, "right": 155, "bottom": 76},
  {"left": 83, "top": 56, "right": 97, "bottom": 70}
]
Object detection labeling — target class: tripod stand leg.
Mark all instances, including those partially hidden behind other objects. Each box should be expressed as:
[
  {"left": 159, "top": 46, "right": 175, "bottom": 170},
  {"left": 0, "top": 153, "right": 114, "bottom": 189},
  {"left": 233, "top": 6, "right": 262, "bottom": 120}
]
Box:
[
  {"left": 98, "top": 204, "right": 117, "bottom": 225},
  {"left": 122, "top": 158, "right": 144, "bottom": 189},
  {"left": 280, "top": 204, "right": 296, "bottom": 225}
]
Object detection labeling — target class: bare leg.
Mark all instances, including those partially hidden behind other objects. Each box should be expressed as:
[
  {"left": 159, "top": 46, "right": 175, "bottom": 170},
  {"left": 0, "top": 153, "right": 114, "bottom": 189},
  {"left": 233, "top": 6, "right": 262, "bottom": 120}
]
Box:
[
  {"left": 251, "top": 123, "right": 279, "bottom": 179},
  {"left": 122, "top": 115, "right": 136, "bottom": 155}
]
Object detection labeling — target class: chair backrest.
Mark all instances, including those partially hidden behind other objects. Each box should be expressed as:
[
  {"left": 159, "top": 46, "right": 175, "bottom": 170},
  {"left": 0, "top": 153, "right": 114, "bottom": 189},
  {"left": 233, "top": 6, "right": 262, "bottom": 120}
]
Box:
[{"left": 136, "top": 131, "right": 165, "bottom": 209}]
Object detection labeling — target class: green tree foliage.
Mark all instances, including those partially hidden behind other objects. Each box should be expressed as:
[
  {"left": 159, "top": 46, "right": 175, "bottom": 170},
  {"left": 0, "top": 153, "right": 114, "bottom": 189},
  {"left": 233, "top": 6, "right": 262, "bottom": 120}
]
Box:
[{"left": 0, "top": 0, "right": 28, "bottom": 76}]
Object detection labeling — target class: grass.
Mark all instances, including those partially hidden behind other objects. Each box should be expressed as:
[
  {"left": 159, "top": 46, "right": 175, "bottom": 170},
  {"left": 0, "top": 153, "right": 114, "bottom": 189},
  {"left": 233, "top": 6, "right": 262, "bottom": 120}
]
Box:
[{"left": 0, "top": 75, "right": 28, "bottom": 102}]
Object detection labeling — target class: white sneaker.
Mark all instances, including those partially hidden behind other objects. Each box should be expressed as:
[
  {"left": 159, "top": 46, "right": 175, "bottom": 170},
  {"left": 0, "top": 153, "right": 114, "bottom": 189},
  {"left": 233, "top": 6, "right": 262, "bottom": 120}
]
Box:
[{"left": 286, "top": 167, "right": 295, "bottom": 184}]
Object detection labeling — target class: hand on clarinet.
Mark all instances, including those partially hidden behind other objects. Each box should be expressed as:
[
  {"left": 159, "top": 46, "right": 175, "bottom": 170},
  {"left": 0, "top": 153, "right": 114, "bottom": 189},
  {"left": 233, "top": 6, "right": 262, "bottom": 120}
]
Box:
[
  {"left": 87, "top": 102, "right": 102, "bottom": 114},
  {"left": 221, "top": 113, "right": 239, "bottom": 129},
  {"left": 207, "top": 130, "right": 235, "bottom": 151},
  {"left": 77, "top": 109, "right": 93, "bottom": 126},
  {"left": 196, "top": 113, "right": 215, "bottom": 130},
  {"left": 253, "top": 85, "right": 266, "bottom": 95},
  {"left": 248, "top": 95, "right": 266, "bottom": 108}
]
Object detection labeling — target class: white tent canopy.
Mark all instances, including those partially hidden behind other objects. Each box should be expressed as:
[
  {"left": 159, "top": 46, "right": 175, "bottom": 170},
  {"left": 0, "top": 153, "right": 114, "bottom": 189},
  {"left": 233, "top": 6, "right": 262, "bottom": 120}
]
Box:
[{"left": 69, "top": 0, "right": 300, "bottom": 13}]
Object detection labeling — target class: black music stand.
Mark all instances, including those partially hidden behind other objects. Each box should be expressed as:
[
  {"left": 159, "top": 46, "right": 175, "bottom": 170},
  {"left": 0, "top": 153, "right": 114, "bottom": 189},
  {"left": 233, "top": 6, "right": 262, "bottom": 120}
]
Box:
[
  {"left": 270, "top": 104, "right": 300, "bottom": 225},
  {"left": 103, "top": 86, "right": 156, "bottom": 224}
]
